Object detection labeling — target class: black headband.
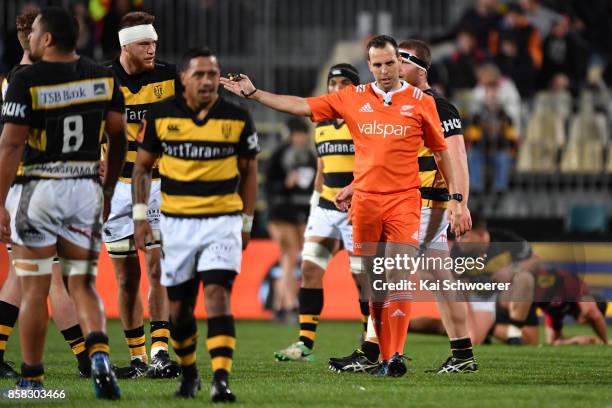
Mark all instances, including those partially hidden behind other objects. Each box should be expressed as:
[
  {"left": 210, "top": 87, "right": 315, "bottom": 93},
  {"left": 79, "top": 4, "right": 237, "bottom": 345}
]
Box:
[
  {"left": 399, "top": 50, "right": 429, "bottom": 71},
  {"left": 327, "top": 64, "right": 360, "bottom": 86}
]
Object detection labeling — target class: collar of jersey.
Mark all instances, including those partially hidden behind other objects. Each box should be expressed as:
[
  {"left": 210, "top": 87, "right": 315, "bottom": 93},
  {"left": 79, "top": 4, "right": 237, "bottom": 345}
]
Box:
[
  {"left": 370, "top": 80, "right": 409, "bottom": 103},
  {"left": 177, "top": 94, "right": 221, "bottom": 126}
]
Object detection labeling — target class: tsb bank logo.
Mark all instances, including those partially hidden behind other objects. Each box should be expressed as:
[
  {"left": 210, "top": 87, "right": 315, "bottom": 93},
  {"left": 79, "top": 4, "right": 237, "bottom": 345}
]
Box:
[{"left": 357, "top": 120, "right": 411, "bottom": 138}]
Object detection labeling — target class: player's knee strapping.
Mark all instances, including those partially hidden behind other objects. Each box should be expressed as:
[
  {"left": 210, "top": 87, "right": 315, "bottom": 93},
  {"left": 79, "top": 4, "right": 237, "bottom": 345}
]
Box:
[
  {"left": 13, "top": 257, "right": 54, "bottom": 276},
  {"left": 298, "top": 288, "right": 323, "bottom": 349},
  {"left": 105, "top": 237, "right": 137, "bottom": 258},
  {"left": 302, "top": 242, "right": 332, "bottom": 271},
  {"left": 170, "top": 318, "right": 198, "bottom": 376},
  {"left": 59, "top": 259, "right": 98, "bottom": 276},
  {"left": 349, "top": 255, "right": 365, "bottom": 275},
  {"left": 206, "top": 315, "right": 236, "bottom": 382}
]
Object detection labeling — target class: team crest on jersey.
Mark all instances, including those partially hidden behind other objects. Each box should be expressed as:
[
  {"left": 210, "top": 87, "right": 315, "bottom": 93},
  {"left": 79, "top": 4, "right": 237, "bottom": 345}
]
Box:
[
  {"left": 154, "top": 84, "right": 164, "bottom": 99},
  {"left": 400, "top": 105, "right": 414, "bottom": 117},
  {"left": 537, "top": 274, "right": 556, "bottom": 289},
  {"left": 222, "top": 123, "right": 232, "bottom": 139}
]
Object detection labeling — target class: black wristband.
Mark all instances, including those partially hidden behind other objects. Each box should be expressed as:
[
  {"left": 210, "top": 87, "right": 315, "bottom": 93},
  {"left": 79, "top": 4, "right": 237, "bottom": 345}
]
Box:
[{"left": 241, "top": 88, "right": 258, "bottom": 98}]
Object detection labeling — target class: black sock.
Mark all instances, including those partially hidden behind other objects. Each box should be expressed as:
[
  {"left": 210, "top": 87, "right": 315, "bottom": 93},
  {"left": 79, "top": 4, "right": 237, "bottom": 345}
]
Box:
[
  {"left": 359, "top": 300, "right": 369, "bottom": 334},
  {"left": 61, "top": 324, "right": 89, "bottom": 368},
  {"left": 21, "top": 363, "right": 44, "bottom": 382},
  {"left": 85, "top": 332, "right": 110, "bottom": 358},
  {"left": 361, "top": 340, "right": 380, "bottom": 362},
  {"left": 170, "top": 318, "right": 198, "bottom": 379},
  {"left": 298, "top": 288, "right": 323, "bottom": 349},
  {"left": 450, "top": 337, "right": 474, "bottom": 360},
  {"left": 207, "top": 315, "right": 235, "bottom": 383},
  {"left": 0, "top": 301, "right": 19, "bottom": 362}
]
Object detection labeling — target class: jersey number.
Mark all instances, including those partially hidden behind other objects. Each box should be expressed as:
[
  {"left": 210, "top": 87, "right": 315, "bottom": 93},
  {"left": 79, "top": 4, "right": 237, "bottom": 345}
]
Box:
[{"left": 62, "top": 115, "right": 84, "bottom": 153}]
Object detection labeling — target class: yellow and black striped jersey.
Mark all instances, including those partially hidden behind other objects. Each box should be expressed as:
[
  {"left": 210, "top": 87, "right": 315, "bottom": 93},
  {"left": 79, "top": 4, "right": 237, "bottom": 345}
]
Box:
[
  {"left": 139, "top": 95, "right": 259, "bottom": 217},
  {"left": 103, "top": 59, "right": 179, "bottom": 182},
  {"left": 314, "top": 119, "right": 354, "bottom": 210},
  {"left": 0, "top": 58, "right": 124, "bottom": 182},
  {"left": 418, "top": 88, "right": 463, "bottom": 208}
]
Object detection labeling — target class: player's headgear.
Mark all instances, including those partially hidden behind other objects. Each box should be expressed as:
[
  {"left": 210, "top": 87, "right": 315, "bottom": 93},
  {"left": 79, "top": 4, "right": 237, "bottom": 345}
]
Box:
[
  {"left": 327, "top": 63, "right": 360, "bottom": 86},
  {"left": 118, "top": 24, "right": 158, "bottom": 46},
  {"left": 399, "top": 49, "right": 429, "bottom": 71}
]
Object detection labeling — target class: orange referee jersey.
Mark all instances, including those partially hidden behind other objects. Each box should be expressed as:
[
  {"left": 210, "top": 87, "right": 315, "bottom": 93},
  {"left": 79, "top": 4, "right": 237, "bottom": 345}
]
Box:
[
  {"left": 306, "top": 81, "right": 447, "bottom": 251},
  {"left": 306, "top": 81, "right": 447, "bottom": 195}
]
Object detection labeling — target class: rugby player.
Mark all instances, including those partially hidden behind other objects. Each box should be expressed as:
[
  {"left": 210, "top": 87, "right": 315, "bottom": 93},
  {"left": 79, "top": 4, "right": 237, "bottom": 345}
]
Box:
[
  {"left": 101, "top": 11, "right": 180, "bottom": 379},
  {"left": 221, "top": 35, "right": 468, "bottom": 377},
  {"left": 329, "top": 39, "right": 477, "bottom": 374},
  {"left": 0, "top": 8, "right": 90, "bottom": 379},
  {"left": 274, "top": 63, "right": 371, "bottom": 362},
  {"left": 494, "top": 267, "right": 609, "bottom": 346},
  {"left": 134, "top": 47, "right": 259, "bottom": 401},
  {"left": 0, "top": 7, "right": 127, "bottom": 398},
  {"left": 450, "top": 214, "right": 539, "bottom": 345}
]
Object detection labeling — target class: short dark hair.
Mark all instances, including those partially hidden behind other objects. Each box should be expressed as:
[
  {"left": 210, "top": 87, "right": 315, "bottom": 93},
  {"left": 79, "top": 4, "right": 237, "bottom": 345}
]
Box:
[
  {"left": 16, "top": 8, "right": 39, "bottom": 51},
  {"left": 286, "top": 118, "right": 309, "bottom": 134},
  {"left": 180, "top": 47, "right": 216, "bottom": 72},
  {"left": 366, "top": 35, "right": 398, "bottom": 59},
  {"left": 118, "top": 11, "right": 155, "bottom": 31},
  {"left": 38, "top": 7, "right": 79, "bottom": 53},
  {"left": 398, "top": 39, "right": 432, "bottom": 68}
]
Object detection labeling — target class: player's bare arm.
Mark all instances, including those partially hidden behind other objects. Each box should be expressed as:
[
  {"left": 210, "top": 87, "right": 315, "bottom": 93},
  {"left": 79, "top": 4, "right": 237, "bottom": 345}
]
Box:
[
  {"left": 432, "top": 149, "right": 468, "bottom": 236},
  {"left": 578, "top": 301, "right": 609, "bottom": 344},
  {"left": 238, "top": 156, "right": 258, "bottom": 250},
  {"left": 314, "top": 158, "right": 324, "bottom": 194},
  {"left": 102, "top": 111, "right": 128, "bottom": 221},
  {"left": 446, "top": 134, "right": 472, "bottom": 232},
  {"left": 0, "top": 123, "right": 28, "bottom": 242},
  {"left": 132, "top": 148, "right": 157, "bottom": 250},
  {"left": 220, "top": 74, "right": 312, "bottom": 117}
]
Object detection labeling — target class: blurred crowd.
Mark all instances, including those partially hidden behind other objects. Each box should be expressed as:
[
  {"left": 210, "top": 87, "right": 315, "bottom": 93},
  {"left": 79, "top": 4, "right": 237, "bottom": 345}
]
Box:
[
  {"left": 0, "top": 0, "right": 143, "bottom": 73},
  {"left": 427, "top": 0, "right": 612, "bottom": 194}
]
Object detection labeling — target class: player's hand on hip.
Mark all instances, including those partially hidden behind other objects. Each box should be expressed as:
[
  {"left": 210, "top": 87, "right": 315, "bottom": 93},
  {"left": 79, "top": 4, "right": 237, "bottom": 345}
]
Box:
[
  {"left": 0, "top": 207, "right": 11, "bottom": 243},
  {"left": 334, "top": 184, "right": 354, "bottom": 212},
  {"left": 220, "top": 74, "right": 256, "bottom": 98},
  {"left": 242, "top": 231, "right": 251, "bottom": 250},
  {"left": 134, "top": 220, "right": 153, "bottom": 251}
]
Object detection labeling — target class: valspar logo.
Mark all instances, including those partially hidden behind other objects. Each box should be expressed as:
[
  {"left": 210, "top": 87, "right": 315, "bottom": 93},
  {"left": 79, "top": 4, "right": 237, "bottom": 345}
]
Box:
[{"left": 357, "top": 120, "right": 411, "bottom": 138}]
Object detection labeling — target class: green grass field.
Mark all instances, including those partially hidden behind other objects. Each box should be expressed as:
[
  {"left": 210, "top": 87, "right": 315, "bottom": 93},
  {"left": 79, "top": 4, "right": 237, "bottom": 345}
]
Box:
[{"left": 1, "top": 320, "right": 611, "bottom": 407}]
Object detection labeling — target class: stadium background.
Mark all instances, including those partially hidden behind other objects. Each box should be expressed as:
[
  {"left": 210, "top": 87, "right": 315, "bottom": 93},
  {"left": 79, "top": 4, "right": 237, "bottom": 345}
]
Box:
[{"left": 1, "top": 0, "right": 611, "bottom": 319}]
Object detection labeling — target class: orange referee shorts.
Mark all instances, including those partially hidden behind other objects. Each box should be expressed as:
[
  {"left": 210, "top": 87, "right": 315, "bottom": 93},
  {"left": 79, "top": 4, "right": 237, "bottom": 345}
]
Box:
[{"left": 350, "top": 189, "right": 421, "bottom": 256}]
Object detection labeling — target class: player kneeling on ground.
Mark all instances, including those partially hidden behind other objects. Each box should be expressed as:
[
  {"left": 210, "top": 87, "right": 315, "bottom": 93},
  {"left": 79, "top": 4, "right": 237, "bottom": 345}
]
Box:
[{"left": 133, "top": 48, "right": 259, "bottom": 402}]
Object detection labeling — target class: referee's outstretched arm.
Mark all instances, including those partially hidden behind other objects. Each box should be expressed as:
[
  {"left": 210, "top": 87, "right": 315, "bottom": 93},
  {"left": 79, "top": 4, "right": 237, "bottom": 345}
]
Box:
[{"left": 220, "top": 75, "right": 312, "bottom": 117}]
